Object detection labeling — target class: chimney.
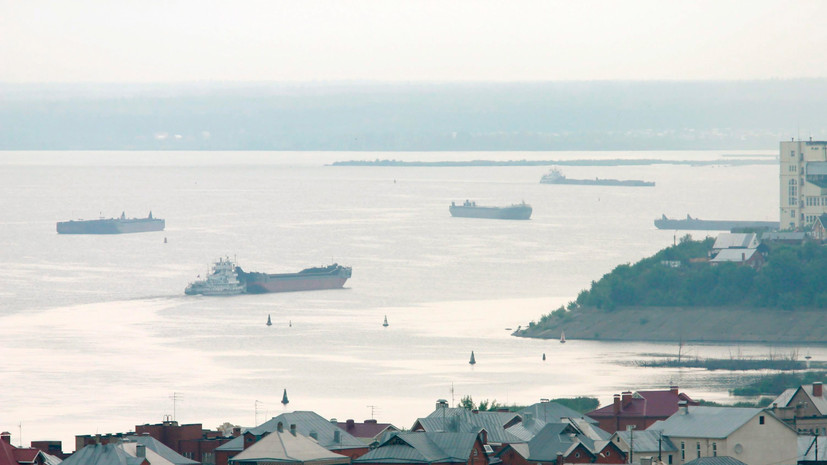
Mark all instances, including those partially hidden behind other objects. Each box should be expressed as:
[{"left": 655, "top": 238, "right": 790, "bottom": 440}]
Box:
[
  {"left": 346, "top": 419, "right": 355, "bottom": 430},
  {"left": 365, "top": 419, "right": 377, "bottom": 424},
  {"left": 289, "top": 424, "right": 296, "bottom": 436},
  {"left": 556, "top": 452, "right": 564, "bottom": 465},
  {"left": 814, "top": 382, "right": 823, "bottom": 397},
  {"left": 613, "top": 394, "right": 621, "bottom": 414},
  {"left": 621, "top": 391, "right": 632, "bottom": 405},
  {"left": 678, "top": 400, "right": 688, "bottom": 415},
  {"left": 670, "top": 386, "right": 679, "bottom": 395},
  {"left": 136, "top": 444, "right": 146, "bottom": 458},
  {"left": 309, "top": 431, "right": 318, "bottom": 440},
  {"left": 742, "top": 252, "right": 746, "bottom": 261},
  {"left": 0, "top": 432, "right": 10, "bottom": 444},
  {"left": 277, "top": 422, "right": 284, "bottom": 433},
  {"left": 333, "top": 430, "right": 341, "bottom": 443},
  {"left": 232, "top": 427, "right": 241, "bottom": 437},
  {"left": 329, "top": 418, "right": 338, "bottom": 424}
]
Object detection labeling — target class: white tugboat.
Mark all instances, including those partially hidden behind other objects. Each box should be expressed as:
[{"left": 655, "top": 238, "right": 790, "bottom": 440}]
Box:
[{"left": 185, "top": 257, "right": 246, "bottom": 296}]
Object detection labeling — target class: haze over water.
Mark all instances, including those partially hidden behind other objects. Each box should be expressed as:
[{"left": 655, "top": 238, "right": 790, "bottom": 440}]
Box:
[{"left": 1, "top": 150, "right": 818, "bottom": 450}]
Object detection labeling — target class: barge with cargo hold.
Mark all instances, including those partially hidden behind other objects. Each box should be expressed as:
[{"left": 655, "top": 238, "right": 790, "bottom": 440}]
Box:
[
  {"left": 57, "top": 211, "right": 164, "bottom": 234},
  {"left": 186, "top": 258, "right": 352, "bottom": 295}
]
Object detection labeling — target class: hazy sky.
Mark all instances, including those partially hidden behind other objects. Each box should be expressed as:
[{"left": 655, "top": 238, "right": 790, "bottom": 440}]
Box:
[{"left": 2, "top": 0, "right": 827, "bottom": 83}]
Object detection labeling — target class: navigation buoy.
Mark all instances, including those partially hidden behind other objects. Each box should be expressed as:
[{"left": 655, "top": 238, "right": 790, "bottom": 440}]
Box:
[
  {"left": 289, "top": 320, "right": 292, "bottom": 327},
  {"left": 266, "top": 314, "right": 272, "bottom": 326},
  {"left": 469, "top": 351, "right": 476, "bottom": 365},
  {"left": 281, "top": 389, "right": 289, "bottom": 405},
  {"left": 383, "top": 315, "right": 389, "bottom": 327},
  {"left": 164, "top": 237, "right": 168, "bottom": 243},
  {"left": 542, "top": 353, "right": 546, "bottom": 361}
]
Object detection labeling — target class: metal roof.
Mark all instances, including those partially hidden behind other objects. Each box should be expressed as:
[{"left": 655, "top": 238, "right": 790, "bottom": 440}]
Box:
[
  {"left": 710, "top": 248, "right": 758, "bottom": 263},
  {"left": 123, "top": 436, "right": 199, "bottom": 465},
  {"left": 682, "top": 457, "right": 749, "bottom": 465},
  {"left": 353, "top": 432, "right": 479, "bottom": 464},
  {"left": 230, "top": 430, "right": 350, "bottom": 465},
  {"left": 516, "top": 423, "right": 596, "bottom": 461},
  {"left": 613, "top": 430, "right": 677, "bottom": 453},
  {"left": 416, "top": 410, "right": 523, "bottom": 444},
  {"left": 712, "top": 233, "right": 758, "bottom": 250},
  {"left": 217, "top": 412, "right": 365, "bottom": 452},
  {"left": 518, "top": 402, "right": 597, "bottom": 425},
  {"left": 772, "top": 385, "right": 827, "bottom": 416},
  {"left": 647, "top": 407, "right": 763, "bottom": 439},
  {"left": 60, "top": 444, "right": 145, "bottom": 465}
]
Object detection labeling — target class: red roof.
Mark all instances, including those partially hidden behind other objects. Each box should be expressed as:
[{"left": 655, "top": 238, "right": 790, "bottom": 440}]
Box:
[
  {"left": 12, "top": 449, "right": 39, "bottom": 464},
  {"left": 588, "top": 388, "right": 698, "bottom": 419},
  {"left": 336, "top": 420, "right": 396, "bottom": 440}
]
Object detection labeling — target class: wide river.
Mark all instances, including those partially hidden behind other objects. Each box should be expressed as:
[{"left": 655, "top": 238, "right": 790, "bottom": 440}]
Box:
[{"left": 0, "top": 150, "right": 821, "bottom": 450}]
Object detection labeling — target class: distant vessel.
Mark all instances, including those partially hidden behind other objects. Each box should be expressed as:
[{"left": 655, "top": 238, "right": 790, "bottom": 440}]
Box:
[
  {"left": 449, "top": 200, "right": 532, "bottom": 220},
  {"left": 184, "top": 257, "right": 246, "bottom": 296},
  {"left": 469, "top": 351, "right": 476, "bottom": 365},
  {"left": 540, "top": 168, "right": 654, "bottom": 187},
  {"left": 236, "top": 263, "right": 352, "bottom": 293},
  {"left": 654, "top": 214, "right": 780, "bottom": 231},
  {"left": 560, "top": 331, "right": 566, "bottom": 344},
  {"left": 383, "top": 315, "right": 389, "bottom": 327},
  {"left": 56, "top": 211, "right": 165, "bottom": 234}
]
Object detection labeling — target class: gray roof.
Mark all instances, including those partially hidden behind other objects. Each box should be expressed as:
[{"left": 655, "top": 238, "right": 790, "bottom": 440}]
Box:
[
  {"left": 761, "top": 231, "right": 806, "bottom": 241},
  {"left": 216, "top": 412, "right": 364, "bottom": 452},
  {"left": 799, "top": 435, "right": 827, "bottom": 462},
  {"left": 683, "top": 457, "right": 748, "bottom": 465},
  {"left": 353, "top": 432, "right": 479, "bottom": 464},
  {"left": 613, "top": 430, "right": 677, "bottom": 453},
  {"left": 229, "top": 430, "right": 350, "bottom": 465},
  {"left": 518, "top": 402, "right": 597, "bottom": 425},
  {"left": 415, "top": 411, "right": 523, "bottom": 444},
  {"left": 123, "top": 436, "right": 199, "bottom": 465},
  {"left": 507, "top": 423, "right": 595, "bottom": 461},
  {"left": 61, "top": 444, "right": 145, "bottom": 465},
  {"left": 772, "top": 385, "right": 827, "bottom": 416},
  {"left": 647, "top": 407, "right": 763, "bottom": 439},
  {"left": 710, "top": 248, "right": 758, "bottom": 263},
  {"left": 712, "top": 233, "right": 758, "bottom": 250}
]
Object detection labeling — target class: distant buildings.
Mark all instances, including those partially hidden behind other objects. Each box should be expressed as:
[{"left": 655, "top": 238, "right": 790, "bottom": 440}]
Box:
[{"left": 779, "top": 139, "right": 827, "bottom": 230}]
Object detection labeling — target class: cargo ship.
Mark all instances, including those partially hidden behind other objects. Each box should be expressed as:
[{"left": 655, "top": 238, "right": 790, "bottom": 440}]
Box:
[
  {"left": 449, "top": 200, "right": 532, "bottom": 220},
  {"left": 57, "top": 211, "right": 165, "bottom": 234},
  {"left": 184, "top": 257, "right": 246, "bottom": 296},
  {"left": 540, "top": 168, "right": 655, "bottom": 187},
  {"left": 185, "top": 258, "right": 352, "bottom": 295},
  {"left": 236, "top": 263, "right": 352, "bottom": 293},
  {"left": 654, "top": 214, "right": 780, "bottom": 231}
]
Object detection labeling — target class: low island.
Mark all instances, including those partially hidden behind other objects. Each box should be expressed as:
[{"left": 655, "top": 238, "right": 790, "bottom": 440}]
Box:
[{"left": 516, "top": 235, "right": 827, "bottom": 343}]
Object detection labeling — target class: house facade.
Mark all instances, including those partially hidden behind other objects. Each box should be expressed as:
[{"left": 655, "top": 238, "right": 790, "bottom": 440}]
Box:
[
  {"left": 770, "top": 382, "right": 827, "bottom": 435},
  {"left": 779, "top": 139, "right": 827, "bottom": 230},
  {"left": 649, "top": 406, "right": 798, "bottom": 465}
]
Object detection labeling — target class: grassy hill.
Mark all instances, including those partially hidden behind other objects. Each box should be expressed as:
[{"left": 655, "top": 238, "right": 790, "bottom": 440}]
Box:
[{"left": 517, "top": 236, "right": 827, "bottom": 343}]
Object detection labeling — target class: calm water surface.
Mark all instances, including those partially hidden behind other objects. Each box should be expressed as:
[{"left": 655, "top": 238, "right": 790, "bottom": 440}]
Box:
[{"left": 1, "top": 150, "right": 819, "bottom": 449}]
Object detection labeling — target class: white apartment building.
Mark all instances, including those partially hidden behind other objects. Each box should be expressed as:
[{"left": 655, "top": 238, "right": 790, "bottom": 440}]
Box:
[{"left": 780, "top": 139, "right": 827, "bottom": 230}]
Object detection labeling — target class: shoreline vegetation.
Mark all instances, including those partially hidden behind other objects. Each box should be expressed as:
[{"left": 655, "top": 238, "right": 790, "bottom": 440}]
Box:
[
  {"left": 329, "top": 158, "right": 776, "bottom": 167},
  {"left": 516, "top": 237, "right": 827, "bottom": 343}
]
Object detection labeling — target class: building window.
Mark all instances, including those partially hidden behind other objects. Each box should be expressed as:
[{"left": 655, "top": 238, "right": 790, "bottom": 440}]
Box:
[
  {"left": 792, "top": 210, "right": 796, "bottom": 218},
  {"left": 759, "top": 415, "right": 765, "bottom": 424},
  {"left": 668, "top": 454, "right": 673, "bottom": 464},
  {"left": 789, "top": 179, "right": 798, "bottom": 199},
  {"left": 791, "top": 150, "right": 795, "bottom": 157},
  {"left": 697, "top": 442, "right": 701, "bottom": 458},
  {"left": 790, "top": 165, "right": 797, "bottom": 172},
  {"left": 713, "top": 443, "right": 717, "bottom": 457},
  {"left": 681, "top": 442, "right": 685, "bottom": 460}
]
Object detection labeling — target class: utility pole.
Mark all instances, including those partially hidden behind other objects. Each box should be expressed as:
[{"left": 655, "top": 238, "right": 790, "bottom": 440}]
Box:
[{"left": 627, "top": 425, "right": 636, "bottom": 465}]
